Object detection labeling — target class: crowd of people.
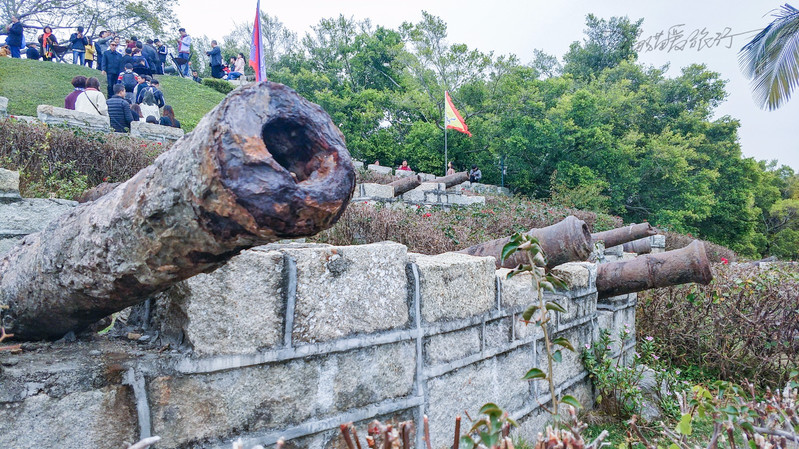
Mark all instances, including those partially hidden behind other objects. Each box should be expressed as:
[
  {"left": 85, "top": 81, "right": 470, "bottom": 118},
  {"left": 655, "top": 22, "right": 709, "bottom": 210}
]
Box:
[{"left": 3, "top": 17, "right": 188, "bottom": 134}]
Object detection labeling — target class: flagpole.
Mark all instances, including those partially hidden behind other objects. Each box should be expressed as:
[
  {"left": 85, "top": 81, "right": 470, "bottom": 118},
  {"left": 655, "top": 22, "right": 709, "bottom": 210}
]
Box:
[{"left": 444, "top": 92, "right": 448, "bottom": 176}]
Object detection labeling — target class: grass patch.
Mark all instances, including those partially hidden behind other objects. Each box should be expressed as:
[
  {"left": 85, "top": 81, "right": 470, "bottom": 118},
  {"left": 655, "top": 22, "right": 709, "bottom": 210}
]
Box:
[{"left": 0, "top": 57, "right": 225, "bottom": 131}]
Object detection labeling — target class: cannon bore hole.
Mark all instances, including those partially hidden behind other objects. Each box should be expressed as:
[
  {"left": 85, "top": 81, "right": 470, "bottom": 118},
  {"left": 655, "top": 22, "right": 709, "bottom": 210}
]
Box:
[{"left": 262, "top": 119, "right": 327, "bottom": 183}]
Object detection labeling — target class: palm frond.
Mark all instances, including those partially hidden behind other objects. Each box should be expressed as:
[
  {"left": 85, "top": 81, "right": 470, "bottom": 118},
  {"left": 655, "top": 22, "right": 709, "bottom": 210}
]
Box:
[{"left": 739, "top": 3, "right": 799, "bottom": 110}]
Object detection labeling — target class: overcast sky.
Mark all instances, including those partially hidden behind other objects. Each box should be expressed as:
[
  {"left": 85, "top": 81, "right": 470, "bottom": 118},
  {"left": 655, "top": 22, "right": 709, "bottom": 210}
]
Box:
[{"left": 177, "top": 0, "right": 799, "bottom": 170}]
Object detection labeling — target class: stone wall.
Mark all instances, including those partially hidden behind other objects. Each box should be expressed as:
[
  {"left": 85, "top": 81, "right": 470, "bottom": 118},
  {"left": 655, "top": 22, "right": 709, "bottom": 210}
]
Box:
[
  {"left": 0, "top": 233, "right": 640, "bottom": 449},
  {"left": 130, "top": 120, "right": 185, "bottom": 143},
  {"left": 37, "top": 104, "right": 111, "bottom": 133}
]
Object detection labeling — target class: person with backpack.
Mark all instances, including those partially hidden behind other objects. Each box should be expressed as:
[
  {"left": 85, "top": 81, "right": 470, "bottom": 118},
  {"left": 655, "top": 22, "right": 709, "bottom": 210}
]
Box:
[
  {"left": 69, "top": 26, "right": 89, "bottom": 65},
  {"left": 132, "top": 74, "right": 149, "bottom": 103},
  {"left": 74, "top": 77, "right": 108, "bottom": 116},
  {"left": 102, "top": 41, "right": 123, "bottom": 97},
  {"left": 117, "top": 63, "right": 138, "bottom": 102}
]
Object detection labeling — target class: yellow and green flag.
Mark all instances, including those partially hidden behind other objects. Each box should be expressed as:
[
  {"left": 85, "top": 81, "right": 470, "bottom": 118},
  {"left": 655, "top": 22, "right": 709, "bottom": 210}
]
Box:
[{"left": 444, "top": 91, "right": 471, "bottom": 137}]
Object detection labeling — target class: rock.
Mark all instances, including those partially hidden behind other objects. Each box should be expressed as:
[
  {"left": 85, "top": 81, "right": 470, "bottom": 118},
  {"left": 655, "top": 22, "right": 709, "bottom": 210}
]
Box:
[
  {"left": 77, "top": 182, "right": 121, "bottom": 203},
  {"left": 36, "top": 104, "right": 110, "bottom": 133},
  {"left": 0, "top": 168, "right": 21, "bottom": 202},
  {"left": 0, "top": 96, "right": 8, "bottom": 117},
  {"left": 129, "top": 120, "right": 185, "bottom": 143},
  {"left": 367, "top": 164, "right": 392, "bottom": 175}
]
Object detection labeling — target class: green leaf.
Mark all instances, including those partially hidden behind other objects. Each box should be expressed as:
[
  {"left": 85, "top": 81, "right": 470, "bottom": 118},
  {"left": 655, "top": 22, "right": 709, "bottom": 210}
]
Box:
[
  {"left": 97, "top": 312, "right": 118, "bottom": 335},
  {"left": 469, "top": 418, "right": 489, "bottom": 433},
  {"left": 552, "top": 336, "right": 575, "bottom": 351},
  {"left": 669, "top": 444, "right": 680, "bottom": 449},
  {"left": 676, "top": 413, "right": 692, "bottom": 436},
  {"left": 479, "top": 403, "right": 503, "bottom": 417},
  {"left": 522, "top": 305, "right": 540, "bottom": 321},
  {"left": 541, "top": 281, "right": 555, "bottom": 292},
  {"left": 560, "top": 395, "right": 582, "bottom": 409},
  {"left": 522, "top": 368, "right": 546, "bottom": 380},
  {"left": 553, "top": 350, "right": 562, "bottom": 363},
  {"left": 545, "top": 301, "right": 567, "bottom": 313},
  {"left": 460, "top": 435, "right": 475, "bottom": 449},
  {"left": 501, "top": 240, "right": 521, "bottom": 262},
  {"left": 739, "top": 422, "right": 755, "bottom": 434}
]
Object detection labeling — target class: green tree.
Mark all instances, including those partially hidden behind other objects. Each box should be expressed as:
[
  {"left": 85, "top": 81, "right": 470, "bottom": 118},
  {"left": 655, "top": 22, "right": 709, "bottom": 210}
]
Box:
[
  {"left": 563, "top": 14, "right": 643, "bottom": 79},
  {"left": 739, "top": 3, "right": 799, "bottom": 109}
]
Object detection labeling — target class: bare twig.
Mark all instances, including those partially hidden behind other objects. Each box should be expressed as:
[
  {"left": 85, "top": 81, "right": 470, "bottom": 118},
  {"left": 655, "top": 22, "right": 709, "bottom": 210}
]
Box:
[
  {"left": 423, "top": 415, "right": 433, "bottom": 449},
  {"left": 352, "top": 426, "right": 364, "bottom": 449},
  {"left": 453, "top": 415, "right": 461, "bottom": 449},
  {"left": 341, "top": 424, "right": 357, "bottom": 449},
  {"left": 586, "top": 430, "right": 610, "bottom": 449}
]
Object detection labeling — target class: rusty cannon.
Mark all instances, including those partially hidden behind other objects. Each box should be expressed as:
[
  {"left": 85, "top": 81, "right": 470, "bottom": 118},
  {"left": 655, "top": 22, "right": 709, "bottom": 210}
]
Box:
[
  {"left": 435, "top": 171, "right": 469, "bottom": 188},
  {"left": 389, "top": 175, "right": 422, "bottom": 197},
  {"left": 458, "top": 215, "right": 593, "bottom": 269},
  {"left": 0, "top": 82, "right": 356, "bottom": 340},
  {"left": 622, "top": 237, "right": 652, "bottom": 255},
  {"left": 591, "top": 222, "right": 657, "bottom": 249},
  {"left": 597, "top": 240, "right": 712, "bottom": 299}
]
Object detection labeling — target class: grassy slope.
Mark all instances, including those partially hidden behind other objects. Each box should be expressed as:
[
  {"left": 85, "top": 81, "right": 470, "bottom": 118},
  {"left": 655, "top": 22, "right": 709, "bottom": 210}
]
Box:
[{"left": 0, "top": 57, "right": 225, "bottom": 131}]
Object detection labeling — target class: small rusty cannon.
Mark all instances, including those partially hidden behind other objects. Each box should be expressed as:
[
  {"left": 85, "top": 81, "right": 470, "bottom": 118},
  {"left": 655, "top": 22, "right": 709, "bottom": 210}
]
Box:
[
  {"left": 458, "top": 215, "right": 593, "bottom": 269},
  {"left": 597, "top": 240, "right": 712, "bottom": 299},
  {"left": 0, "top": 82, "right": 356, "bottom": 340},
  {"left": 591, "top": 222, "right": 657, "bottom": 249},
  {"left": 435, "top": 171, "right": 469, "bottom": 188},
  {"left": 622, "top": 237, "right": 652, "bottom": 255},
  {"left": 389, "top": 175, "right": 422, "bottom": 197}
]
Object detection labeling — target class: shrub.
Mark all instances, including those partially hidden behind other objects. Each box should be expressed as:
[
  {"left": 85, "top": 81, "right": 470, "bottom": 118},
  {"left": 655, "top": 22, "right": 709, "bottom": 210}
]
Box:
[
  {"left": 311, "top": 197, "right": 623, "bottom": 255},
  {"left": 637, "top": 262, "right": 799, "bottom": 388},
  {"left": 0, "top": 118, "right": 167, "bottom": 199},
  {"left": 202, "top": 78, "right": 234, "bottom": 94}
]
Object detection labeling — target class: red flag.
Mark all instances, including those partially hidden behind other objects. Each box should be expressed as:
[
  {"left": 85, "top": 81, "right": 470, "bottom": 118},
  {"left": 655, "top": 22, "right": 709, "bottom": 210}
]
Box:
[
  {"left": 249, "top": 0, "right": 267, "bottom": 82},
  {"left": 444, "top": 91, "right": 471, "bottom": 137}
]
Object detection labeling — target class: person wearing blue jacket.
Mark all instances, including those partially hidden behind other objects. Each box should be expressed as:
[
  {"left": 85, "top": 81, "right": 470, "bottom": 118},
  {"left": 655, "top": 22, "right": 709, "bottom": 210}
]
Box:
[
  {"left": 102, "top": 42, "right": 124, "bottom": 97},
  {"left": 206, "top": 40, "right": 223, "bottom": 79},
  {"left": 69, "top": 26, "right": 89, "bottom": 65},
  {"left": 5, "top": 16, "right": 23, "bottom": 58},
  {"left": 107, "top": 84, "right": 134, "bottom": 133}
]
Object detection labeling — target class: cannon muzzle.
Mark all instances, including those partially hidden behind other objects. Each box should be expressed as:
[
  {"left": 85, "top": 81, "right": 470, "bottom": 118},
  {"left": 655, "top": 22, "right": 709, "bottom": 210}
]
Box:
[
  {"left": 390, "top": 175, "right": 422, "bottom": 197},
  {"left": 596, "top": 240, "right": 712, "bottom": 299},
  {"left": 0, "top": 82, "right": 356, "bottom": 340},
  {"left": 435, "top": 171, "right": 469, "bottom": 188},
  {"left": 592, "top": 222, "right": 657, "bottom": 248},
  {"left": 458, "top": 215, "right": 593, "bottom": 269}
]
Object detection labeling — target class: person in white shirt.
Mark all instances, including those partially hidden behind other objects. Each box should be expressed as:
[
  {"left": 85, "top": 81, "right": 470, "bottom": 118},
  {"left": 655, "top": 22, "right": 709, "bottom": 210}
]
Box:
[
  {"left": 74, "top": 77, "right": 108, "bottom": 116},
  {"left": 177, "top": 27, "right": 191, "bottom": 76}
]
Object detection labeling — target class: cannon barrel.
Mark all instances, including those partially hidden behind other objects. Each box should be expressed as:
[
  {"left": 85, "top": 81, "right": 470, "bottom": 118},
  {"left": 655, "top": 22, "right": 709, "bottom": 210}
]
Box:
[
  {"left": 0, "top": 82, "right": 356, "bottom": 340},
  {"left": 622, "top": 237, "right": 652, "bottom": 255},
  {"left": 597, "top": 240, "right": 712, "bottom": 299},
  {"left": 591, "top": 222, "right": 657, "bottom": 248},
  {"left": 458, "top": 215, "right": 593, "bottom": 269},
  {"left": 389, "top": 175, "right": 421, "bottom": 197},
  {"left": 435, "top": 171, "right": 469, "bottom": 188}
]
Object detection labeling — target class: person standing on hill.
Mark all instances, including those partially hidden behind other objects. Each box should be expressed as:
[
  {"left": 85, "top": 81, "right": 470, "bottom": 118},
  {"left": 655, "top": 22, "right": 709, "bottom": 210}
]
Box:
[
  {"left": 102, "top": 41, "right": 124, "bottom": 97},
  {"left": 206, "top": 40, "right": 222, "bottom": 79},
  {"left": 38, "top": 26, "right": 57, "bottom": 61},
  {"left": 142, "top": 39, "right": 158, "bottom": 73},
  {"left": 154, "top": 39, "right": 167, "bottom": 75},
  {"left": 75, "top": 77, "right": 108, "bottom": 116},
  {"left": 64, "top": 76, "right": 87, "bottom": 110},
  {"left": 69, "top": 26, "right": 88, "bottom": 65},
  {"left": 5, "top": 16, "right": 23, "bottom": 58},
  {"left": 84, "top": 38, "right": 95, "bottom": 68},
  {"left": 176, "top": 27, "right": 191, "bottom": 76},
  {"left": 95, "top": 30, "right": 113, "bottom": 71},
  {"left": 107, "top": 84, "right": 134, "bottom": 132}
]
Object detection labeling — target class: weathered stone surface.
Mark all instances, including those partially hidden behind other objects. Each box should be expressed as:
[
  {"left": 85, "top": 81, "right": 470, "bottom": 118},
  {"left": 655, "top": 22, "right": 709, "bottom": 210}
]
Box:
[
  {"left": 130, "top": 120, "right": 185, "bottom": 142},
  {"left": 554, "top": 292, "right": 597, "bottom": 330},
  {"left": 0, "top": 168, "right": 20, "bottom": 199},
  {"left": 37, "top": 104, "right": 110, "bottom": 132},
  {"left": 401, "top": 187, "right": 426, "bottom": 203},
  {"left": 282, "top": 242, "right": 410, "bottom": 343},
  {"left": 352, "top": 160, "right": 364, "bottom": 170},
  {"left": 513, "top": 409, "right": 553, "bottom": 443},
  {"left": 551, "top": 262, "right": 592, "bottom": 290},
  {"left": 0, "top": 387, "right": 138, "bottom": 449},
  {"left": 425, "top": 192, "right": 441, "bottom": 203},
  {"left": 418, "top": 172, "right": 436, "bottom": 181},
  {"left": 0, "top": 198, "right": 79, "bottom": 255},
  {"left": 498, "top": 268, "right": 540, "bottom": 310},
  {"left": 651, "top": 235, "right": 666, "bottom": 253},
  {"left": 361, "top": 182, "right": 394, "bottom": 199},
  {"left": 595, "top": 306, "right": 635, "bottom": 354},
  {"left": 447, "top": 194, "right": 486, "bottom": 206},
  {"left": 412, "top": 252, "right": 496, "bottom": 323},
  {"left": 0, "top": 96, "right": 8, "bottom": 116},
  {"left": 515, "top": 316, "right": 541, "bottom": 340},
  {"left": 367, "top": 164, "right": 392, "bottom": 175},
  {"left": 418, "top": 182, "right": 443, "bottom": 192},
  {"left": 165, "top": 249, "right": 286, "bottom": 356},
  {"left": 327, "top": 341, "right": 416, "bottom": 413},
  {"left": 394, "top": 169, "right": 416, "bottom": 178},
  {"left": 427, "top": 346, "right": 533, "bottom": 448},
  {"left": 485, "top": 317, "right": 512, "bottom": 349},
  {"left": 424, "top": 326, "right": 482, "bottom": 365},
  {"left": 149, "top": 359, "right": 320, "bottom": 448}
]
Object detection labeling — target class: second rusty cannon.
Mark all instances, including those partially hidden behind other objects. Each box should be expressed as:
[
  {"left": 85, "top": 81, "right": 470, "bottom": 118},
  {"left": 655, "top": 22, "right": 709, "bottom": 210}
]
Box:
[
  {"left": 458, "top": 215, "right": 593, "bottom": 269},
  {"left": 597, "top": 240, "right": 713, "bottom": 298},
  {"left": 592, "top": 222, "right": 657, "bottom": 249}
]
